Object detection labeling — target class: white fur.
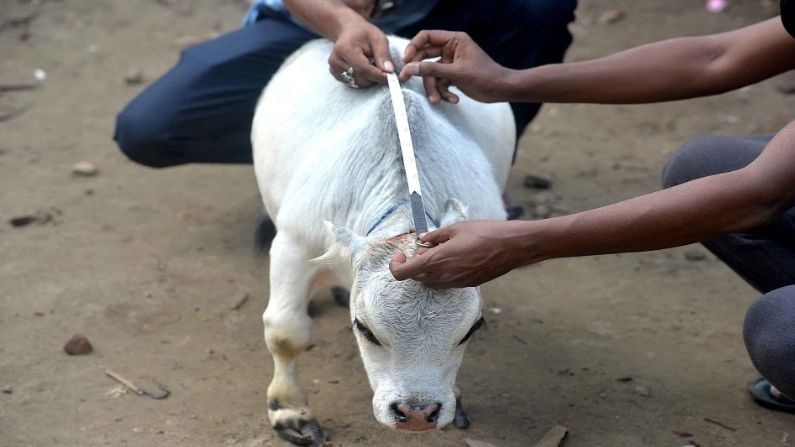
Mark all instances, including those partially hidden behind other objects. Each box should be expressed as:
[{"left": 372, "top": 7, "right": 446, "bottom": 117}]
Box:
[{"left": 252, "top": 36, "right": 514, "bottom": 434}]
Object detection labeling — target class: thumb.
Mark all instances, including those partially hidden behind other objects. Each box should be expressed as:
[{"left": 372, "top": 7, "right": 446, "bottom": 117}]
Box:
[
  {"left": 419, "top": 227, "right": 453, "bottom": 245},
  {"left": 389, "top": 250, "right": 410, "bottom": 280},
  {"left": 401, "top": 61, "right": 456, "bottom": 81},
  {"left": 370, "top": 33, "right": 394, "bottom": 73}
]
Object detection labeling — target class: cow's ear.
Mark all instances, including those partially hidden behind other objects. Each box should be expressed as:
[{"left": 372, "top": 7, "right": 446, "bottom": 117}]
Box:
[
  {"left": 313, "top": 221, "right": 366, "bottom": 264},
  {"left": 439, "top": 198, "right": 469, "bottom": 227}
]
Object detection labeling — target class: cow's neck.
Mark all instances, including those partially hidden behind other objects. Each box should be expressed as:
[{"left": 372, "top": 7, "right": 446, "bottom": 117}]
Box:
[{"left": 361, "top": 196, "right": 439, "bottom": 241}]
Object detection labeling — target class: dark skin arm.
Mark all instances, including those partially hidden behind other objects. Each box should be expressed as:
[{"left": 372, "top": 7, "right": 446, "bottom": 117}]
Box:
[
  {"left": 391, "top": 122, "right": 795, "bottom": 288},
  {"left": 390, "top": 19, "right": 795, "bottom": 288},
  {"left": 284, "top": 0, "right": 394, "bottom": 87},
  {"left": 398, "top": 18, "right": 795, "bottom": 104}
]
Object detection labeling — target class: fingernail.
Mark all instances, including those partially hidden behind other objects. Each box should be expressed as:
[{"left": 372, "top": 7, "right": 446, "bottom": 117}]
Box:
[{"left": 383, "top": 61, "right": 394, "bottom": 73}]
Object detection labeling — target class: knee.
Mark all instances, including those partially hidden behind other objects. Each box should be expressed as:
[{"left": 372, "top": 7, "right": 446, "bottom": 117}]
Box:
[
  {"left": 263, "top": 310, "right": 312, "bottom": 357},
  {"left": 114, "top": 108, "right": 177, "bottom": 168},
  {"left": 661, "top": 135, "right": 722, "bottom": 189},
  {"left": 744, "top": 286, "right": 795, "bottom": 398}
]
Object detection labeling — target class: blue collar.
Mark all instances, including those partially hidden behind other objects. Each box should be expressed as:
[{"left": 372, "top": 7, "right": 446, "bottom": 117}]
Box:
[{"left": 365, "top": 199, "right": 439, "bottom": 236}]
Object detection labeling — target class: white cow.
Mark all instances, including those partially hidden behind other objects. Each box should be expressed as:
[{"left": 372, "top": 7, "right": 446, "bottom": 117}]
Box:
[{"left": 252, "top": 36, "right": 515, "bottom": 446}]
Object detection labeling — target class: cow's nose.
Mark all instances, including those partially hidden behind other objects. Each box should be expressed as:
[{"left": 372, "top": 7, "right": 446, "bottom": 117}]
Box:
[{"left": 390, "top": 401, "right": 441, "bottom": 431}]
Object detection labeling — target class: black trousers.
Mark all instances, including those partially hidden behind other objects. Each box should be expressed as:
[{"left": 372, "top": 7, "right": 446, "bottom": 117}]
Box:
[
  {"left": 113, "top": 0, "right": 577, "bottom": 168},
  {"left": 662, "top": 133, "right": 795, "bottom": 398}
]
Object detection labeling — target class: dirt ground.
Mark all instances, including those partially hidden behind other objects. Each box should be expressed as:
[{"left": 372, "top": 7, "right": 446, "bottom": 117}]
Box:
[{"left": 1, "top": 0, "right": 793, "bottom": 446}]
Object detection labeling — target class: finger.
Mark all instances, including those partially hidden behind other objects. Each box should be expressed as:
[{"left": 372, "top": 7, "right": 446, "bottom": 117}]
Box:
[
  {"left": 369, "top": 32, "right": 394, "bottom": 73},
  {"left": 328, "top": 53, "right": 350, "bottom": 82},
  {"left": 349, "top": 51, "right": 385, "bottom": 86},
  {"left": 438, "top": 79, "right": 459, "bottom": 104},
  {"left": 419, "top": 228, "right": 453, "bottom": 245},
  {"left": 389, "top": 253, "right": 427, "bottom": 281},
  {"left": 415, "top": 245, "right": 432, "bottom": 256},
  {"left": 404, "top": 30, "right": 458, "bottom": 62},
  {"left": 389, "top": 251, "right": 427, "bottom": 280},
  {"left": 402, "top": 30, "right": 427, "bottom": 62},
  {"left": 423, "top": 75, "right": 442, "bottom": 105},
  {"left": 405, "top": 45, "right": 444, "bottom": 64},
  {"left": 400, "top": 61, "right": 456, "bottom": 82}
]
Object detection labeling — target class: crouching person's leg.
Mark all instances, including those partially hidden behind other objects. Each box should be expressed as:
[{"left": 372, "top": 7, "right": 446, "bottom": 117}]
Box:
[
  {"left": 662, "top": 134, "right": 795, "bottom": 411},
  {"left": 114, "top": 14, "right": 315, "bottom": 168},
  {"left": 744, "top": 285, "right": 795, "bottom": 408}
]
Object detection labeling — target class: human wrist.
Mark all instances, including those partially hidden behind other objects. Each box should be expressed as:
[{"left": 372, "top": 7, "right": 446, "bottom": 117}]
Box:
[
  {"left": 502, "top": 220, "right": 552, "bottom": 266},
  {"left": 497, "top": 67, "right": 543, "bottom": 103},
  {"left": 327, "top": 6, "right": 370, "bottom": 41}
]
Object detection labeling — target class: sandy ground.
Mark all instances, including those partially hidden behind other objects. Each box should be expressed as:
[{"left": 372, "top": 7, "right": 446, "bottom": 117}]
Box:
[{"left": 1, "top": 0, "right": 794, "bottom": 446}]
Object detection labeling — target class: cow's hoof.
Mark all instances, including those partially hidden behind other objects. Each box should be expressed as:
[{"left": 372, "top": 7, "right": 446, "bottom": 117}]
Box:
[
  {"left": 454, "top": 397, "right": 471, "bottom": 429},
  {"left": 272, "top": 414, "right": 328, "bottom": 446},
  {"left": 330, "top": 287, "right": 350, "bottom": 308}
]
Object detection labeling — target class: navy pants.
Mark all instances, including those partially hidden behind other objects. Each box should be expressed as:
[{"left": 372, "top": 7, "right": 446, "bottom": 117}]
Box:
[
  {"left": 114, "top": 0, "right": 576, "bottom": 167},
  {"left": 662, "top": 134, "right": 795, "bottom": 399}
]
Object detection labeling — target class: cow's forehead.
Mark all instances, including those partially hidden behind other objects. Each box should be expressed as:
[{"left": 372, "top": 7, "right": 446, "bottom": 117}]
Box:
[
  {"left": 356, "top": 274, "right": 480, "bottom": 338},
  {"left": 352, "top": 235, "right": 481, "bottom": 338}
]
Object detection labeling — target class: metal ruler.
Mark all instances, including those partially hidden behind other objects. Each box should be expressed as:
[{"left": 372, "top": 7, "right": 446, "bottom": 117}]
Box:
[{"left": 386, "top": 72, "right": 430, "bottom": 238}]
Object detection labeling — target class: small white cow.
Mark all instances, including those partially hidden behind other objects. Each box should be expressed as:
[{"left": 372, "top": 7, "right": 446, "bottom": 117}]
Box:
[{"left": 252, "top": 36, "right": 515, "bottom": 446}]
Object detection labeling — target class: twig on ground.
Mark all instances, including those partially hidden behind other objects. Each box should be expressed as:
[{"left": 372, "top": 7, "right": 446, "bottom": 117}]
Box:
[
  {"left": 512, "top": 335, "right": 528, "bottom": 345},
  {"left": 231, "top": 293, "right": 250, "bottom": 310},
  {"left": 703, "top": 417, "right": 736, "bottom": 432},
  {"left": 105, "top": 369, "right": 145, "bottom": 396},
  {"left": 0, "top": 83, "right": 38, "bottom": 93},
  {"left": 104, "top": 369, "right": 171, "bottom": 400}
]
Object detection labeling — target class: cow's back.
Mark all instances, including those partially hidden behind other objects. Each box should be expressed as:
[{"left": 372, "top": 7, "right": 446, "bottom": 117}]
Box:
[{"left": 252, "top": 37, "right": 515, "bottom": 252}]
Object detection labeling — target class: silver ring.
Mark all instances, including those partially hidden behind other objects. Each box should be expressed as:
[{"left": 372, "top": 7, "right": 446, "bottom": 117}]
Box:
[{"left": 340, "top": 67, "right": 359, "bottom": 88}]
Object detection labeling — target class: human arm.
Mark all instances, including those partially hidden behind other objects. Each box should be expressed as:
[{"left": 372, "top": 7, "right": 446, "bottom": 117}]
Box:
[
  {"left": 390, "top": 122, "right": 795, "bottom": 288},
  {"left": 399, "top": 18, "right": 795, "bottom": 104},
  {"left": 283, "top": 0, "right": 393, "bottom": 87}
]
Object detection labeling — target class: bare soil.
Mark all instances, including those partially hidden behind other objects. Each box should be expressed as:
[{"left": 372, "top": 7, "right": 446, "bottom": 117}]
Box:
[{"left": 1, "top": 0, "right": 793, "bottom": 446}]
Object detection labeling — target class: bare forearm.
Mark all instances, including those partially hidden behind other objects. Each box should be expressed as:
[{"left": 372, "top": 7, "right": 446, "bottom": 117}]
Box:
[
  {"left": 283, "top": 0, "right": 363, "bottom": 40},
  {"left": 505, "top": 36, "right": 725, "bottom": 103},
  {"left": 505, "top": 18, "right": 795, "bottom": 104},
  {"left": 526, "top": 173, "right": 771, "bottom": 260},
  {"left": 517, "top": 123, "right": 795, "bottom": 261}
]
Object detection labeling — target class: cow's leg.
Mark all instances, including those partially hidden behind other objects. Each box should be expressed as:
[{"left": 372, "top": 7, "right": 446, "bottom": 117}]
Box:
[{"left": 264, "top": 233, "right": 326, "bottom": 446}]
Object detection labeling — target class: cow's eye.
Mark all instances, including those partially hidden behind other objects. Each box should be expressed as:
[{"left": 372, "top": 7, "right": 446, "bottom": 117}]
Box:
[
  {"left": 354, "top": 318, "right": 381, "bottom": 346},
  {"left": 459, "top": 317, "right": 486, "bottom": 345}
]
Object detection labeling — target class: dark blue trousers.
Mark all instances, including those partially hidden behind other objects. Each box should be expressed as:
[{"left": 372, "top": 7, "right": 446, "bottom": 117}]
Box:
[
  {"left": 114, "top": 0, "right": 576, "bottom": 167},
  {"left": 662, "top": 134, "right": 795, "bottom": 399}
]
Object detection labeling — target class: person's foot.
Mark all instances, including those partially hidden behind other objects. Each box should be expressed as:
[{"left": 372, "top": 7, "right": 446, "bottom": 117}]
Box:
[{"left": 747, "top": 377, "right": 795, "bottom": 413}]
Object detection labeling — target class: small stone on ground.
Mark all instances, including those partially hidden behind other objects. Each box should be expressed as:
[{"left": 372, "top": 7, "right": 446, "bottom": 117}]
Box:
[{"left": 64, "top": 333, "right": 93, "bottom": 355}]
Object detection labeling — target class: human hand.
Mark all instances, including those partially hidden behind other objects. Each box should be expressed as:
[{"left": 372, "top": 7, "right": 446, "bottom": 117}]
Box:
[
  {"left": 389, "top": 220, "right": 536, "bottom": 288},
  {"left": 329, "top": 20, "right": 393, "bottom": 88},
  {"left": 399, "top": 30, "right": 513, "bottom": 104}
]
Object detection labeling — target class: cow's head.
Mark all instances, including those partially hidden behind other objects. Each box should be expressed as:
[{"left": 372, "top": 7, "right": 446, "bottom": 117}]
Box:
[{"left": 320, "top": 199, "right": 483, "bottom": 432}]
